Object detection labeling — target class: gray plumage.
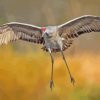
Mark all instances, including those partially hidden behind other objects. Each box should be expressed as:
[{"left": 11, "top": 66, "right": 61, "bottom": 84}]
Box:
[
  {"left": 0, "top": 22, "right": 43, "bottom": 44},
  {"left": 0, "top": 15, "right": 100, "bottom": 90},
  {"left": 58, "top": 15, "right": 100, "bottom": 50}
]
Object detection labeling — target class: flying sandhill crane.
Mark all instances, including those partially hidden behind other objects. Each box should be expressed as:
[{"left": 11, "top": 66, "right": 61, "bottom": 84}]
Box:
[{"left": 0, "top": 15, "right": 100, "bottom": 90}]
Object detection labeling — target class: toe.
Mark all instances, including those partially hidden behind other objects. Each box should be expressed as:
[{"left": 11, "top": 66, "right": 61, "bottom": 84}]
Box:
[{"left": 50, "top": 80, "right": 54, "bottom": 90}]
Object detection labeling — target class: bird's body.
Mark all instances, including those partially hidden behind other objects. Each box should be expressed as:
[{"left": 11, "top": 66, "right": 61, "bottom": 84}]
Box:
[
  {"left": 0, "top": 15, "right": 100, "bottom": 90},
  {"left": 42, "top": 26, "right": 64, "bottom": 52}
]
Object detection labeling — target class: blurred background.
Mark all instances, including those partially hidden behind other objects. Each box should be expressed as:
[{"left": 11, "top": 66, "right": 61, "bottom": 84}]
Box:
[{"left": 0, "top": 0, "right": 100, "bottom": 100}]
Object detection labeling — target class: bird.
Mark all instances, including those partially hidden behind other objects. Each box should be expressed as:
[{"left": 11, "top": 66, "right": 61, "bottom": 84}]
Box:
[{"left": 0, "top": 15, "right": 100, "bottom": 90}]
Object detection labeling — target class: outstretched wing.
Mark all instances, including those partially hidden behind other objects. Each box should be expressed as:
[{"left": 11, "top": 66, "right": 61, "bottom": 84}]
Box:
[
  {"left": 58, "top": 15, "right": 100, "bottom": 50},
  {"left": 0, "top": 22, "right": 43, "bottom": 45}
]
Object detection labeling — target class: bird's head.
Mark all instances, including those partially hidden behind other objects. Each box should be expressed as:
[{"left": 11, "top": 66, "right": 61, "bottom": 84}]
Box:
[{"left": 41, "top": 26, "right": 57, "bottom": 38}]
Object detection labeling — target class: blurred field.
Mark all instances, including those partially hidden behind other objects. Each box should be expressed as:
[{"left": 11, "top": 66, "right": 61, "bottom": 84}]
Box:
[
  {"left": 0, "top": 0, "right": 100, "bottom": 100},
  {"left": 0, "top": 45, "right": 100, "bottom": 100}
]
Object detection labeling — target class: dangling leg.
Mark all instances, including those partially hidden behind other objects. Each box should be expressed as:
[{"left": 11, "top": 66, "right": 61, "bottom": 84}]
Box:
[
  {"left": 61, "top": 50, "right": 75, "bottom": 85},
  {"left": 48, "top": 48, "right": 54, "bottom": 90}
]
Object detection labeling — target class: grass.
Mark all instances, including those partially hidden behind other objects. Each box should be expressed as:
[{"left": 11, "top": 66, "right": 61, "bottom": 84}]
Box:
[{"left": 0, "top": 44, "right": 99, "bottom": 100}]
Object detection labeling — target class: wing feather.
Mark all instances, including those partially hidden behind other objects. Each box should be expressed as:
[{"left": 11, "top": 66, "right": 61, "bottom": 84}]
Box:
[
  {"left": 0, "top": 22, "right": 43, "bottom": 45},
  {"left": 58, "top": 15, "right": 100, "bottom": 50}
]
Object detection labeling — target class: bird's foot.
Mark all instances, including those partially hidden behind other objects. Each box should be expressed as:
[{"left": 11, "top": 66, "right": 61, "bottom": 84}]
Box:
[
  {"left": 70, "top": 76, "right": 75, "bottom": 86},
  {"left": 50, "top": 80, "right": 54, "bottom": 91}
]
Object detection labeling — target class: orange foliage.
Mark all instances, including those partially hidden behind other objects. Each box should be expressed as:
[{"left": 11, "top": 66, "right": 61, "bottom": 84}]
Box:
[{"left": 0, "top": 45, "right": 100, "bottom": 100}]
